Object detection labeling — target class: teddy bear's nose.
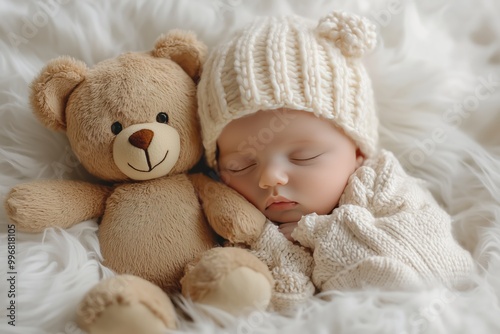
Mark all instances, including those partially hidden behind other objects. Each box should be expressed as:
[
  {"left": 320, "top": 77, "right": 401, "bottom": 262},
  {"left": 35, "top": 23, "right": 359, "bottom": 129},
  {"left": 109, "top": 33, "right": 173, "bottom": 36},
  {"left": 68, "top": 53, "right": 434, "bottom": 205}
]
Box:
[{"left": 129, "top": 129, "right": 154, "bottom": 150}]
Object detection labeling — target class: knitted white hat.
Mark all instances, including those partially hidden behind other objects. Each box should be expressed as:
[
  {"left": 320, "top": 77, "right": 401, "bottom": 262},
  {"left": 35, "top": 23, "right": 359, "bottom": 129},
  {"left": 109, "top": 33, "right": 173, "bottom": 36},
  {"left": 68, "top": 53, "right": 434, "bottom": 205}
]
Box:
[{"left": 198, "top": 11, "right": 379, "bottom": 168}]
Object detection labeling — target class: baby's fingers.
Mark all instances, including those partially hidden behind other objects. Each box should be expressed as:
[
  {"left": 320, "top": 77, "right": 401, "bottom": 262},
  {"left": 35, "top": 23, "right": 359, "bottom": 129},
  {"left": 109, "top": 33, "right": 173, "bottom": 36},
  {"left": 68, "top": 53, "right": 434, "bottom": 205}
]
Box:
[{"left": 278, "top": 222, "right": 298, "bottom": 242}]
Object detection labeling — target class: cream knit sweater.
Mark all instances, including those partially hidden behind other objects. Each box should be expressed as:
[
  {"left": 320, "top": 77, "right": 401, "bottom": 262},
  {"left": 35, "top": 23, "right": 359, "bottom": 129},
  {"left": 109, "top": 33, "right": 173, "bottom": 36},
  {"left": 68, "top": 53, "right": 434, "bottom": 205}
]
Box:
[
  {"left": 249, "top": 222, "right": 315, "bottom": 312},
  {"left": 249, "top": 150, "right": 474, "bottom": 311}
]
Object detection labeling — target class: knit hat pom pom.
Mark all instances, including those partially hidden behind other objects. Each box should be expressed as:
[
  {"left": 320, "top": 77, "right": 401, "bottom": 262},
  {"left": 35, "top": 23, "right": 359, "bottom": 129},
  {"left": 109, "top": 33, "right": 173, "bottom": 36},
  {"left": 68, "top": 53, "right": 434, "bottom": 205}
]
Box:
[{"left": 316, "top": 11, "right": 377, "bottom": 58}]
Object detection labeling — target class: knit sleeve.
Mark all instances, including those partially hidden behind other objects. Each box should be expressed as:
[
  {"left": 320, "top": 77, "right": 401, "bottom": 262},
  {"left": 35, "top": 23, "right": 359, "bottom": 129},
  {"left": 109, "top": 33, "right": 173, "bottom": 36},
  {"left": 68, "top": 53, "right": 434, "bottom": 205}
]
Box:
[
  {"left": 294, "top": 150, "right": 474, "bottom": 291},
  {"left": 290, "top": 213, "right": 318, "bottom": 249}
]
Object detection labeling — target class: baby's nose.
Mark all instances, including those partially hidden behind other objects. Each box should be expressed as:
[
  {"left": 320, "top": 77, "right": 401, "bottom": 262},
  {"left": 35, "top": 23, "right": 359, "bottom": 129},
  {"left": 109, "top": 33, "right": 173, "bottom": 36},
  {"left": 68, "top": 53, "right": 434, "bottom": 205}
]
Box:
[{"left": 258, "top": 162, "right": 288, "bottom": 189}]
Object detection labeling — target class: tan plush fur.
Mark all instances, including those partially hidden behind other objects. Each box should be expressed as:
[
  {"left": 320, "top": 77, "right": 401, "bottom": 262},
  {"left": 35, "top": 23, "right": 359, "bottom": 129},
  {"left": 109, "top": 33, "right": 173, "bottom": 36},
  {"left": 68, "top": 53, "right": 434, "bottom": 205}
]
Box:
[
  {"left": 4, "top": 30, "right": 271, "bottom": 331},
  {"left": 99, "top": 174, "right": 218, "bottom": 292}
]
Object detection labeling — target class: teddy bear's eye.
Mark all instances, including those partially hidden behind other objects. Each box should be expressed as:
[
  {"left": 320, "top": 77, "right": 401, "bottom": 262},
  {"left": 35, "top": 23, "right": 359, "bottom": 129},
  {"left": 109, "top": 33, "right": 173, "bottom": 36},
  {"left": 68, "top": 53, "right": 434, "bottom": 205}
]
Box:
[
  {"left": 156, "top": 112, "right": 169, "bottom": 124},
  {"left": 111, "top": 122, "right": 123, "bottom": 135}
]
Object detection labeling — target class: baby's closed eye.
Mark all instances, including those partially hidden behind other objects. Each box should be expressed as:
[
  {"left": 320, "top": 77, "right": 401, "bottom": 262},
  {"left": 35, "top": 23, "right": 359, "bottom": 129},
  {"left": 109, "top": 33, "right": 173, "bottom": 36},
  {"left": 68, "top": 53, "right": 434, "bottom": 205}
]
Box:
[
  {"left": 226, "top": 163, "right": 256, "bottom": 173},
  {"left": 289, "top": 149, "right": 326, "bottom": 165},
  {"left": 219, "top": 157, "right": 257, "bottom": 174},
  {"left": 290, "top": 153, "right": 323, "bottom": 161}
]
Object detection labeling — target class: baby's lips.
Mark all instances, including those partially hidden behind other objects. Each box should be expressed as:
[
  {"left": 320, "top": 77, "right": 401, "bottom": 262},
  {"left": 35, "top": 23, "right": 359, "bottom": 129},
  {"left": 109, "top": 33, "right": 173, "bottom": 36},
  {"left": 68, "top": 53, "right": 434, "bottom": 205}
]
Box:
[{"left": 265, "top": 195, "right": 296, "bottom": 209}]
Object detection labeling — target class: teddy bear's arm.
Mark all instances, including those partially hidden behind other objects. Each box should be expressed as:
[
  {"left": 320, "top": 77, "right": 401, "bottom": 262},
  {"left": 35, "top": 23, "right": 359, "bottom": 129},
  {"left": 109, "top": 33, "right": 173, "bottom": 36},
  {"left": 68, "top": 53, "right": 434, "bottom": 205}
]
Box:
[
  {"left": 188, "top": 173, "right": 266, "bottom": 245},
  {"left": 5, "top": 180, "right": 112, "bottom": 232}
]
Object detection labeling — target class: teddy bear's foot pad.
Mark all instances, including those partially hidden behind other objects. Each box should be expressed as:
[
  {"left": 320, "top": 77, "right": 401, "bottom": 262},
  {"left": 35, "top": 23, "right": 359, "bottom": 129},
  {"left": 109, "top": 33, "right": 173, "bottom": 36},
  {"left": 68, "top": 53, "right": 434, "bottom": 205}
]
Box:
[
  {"left": 86, "top": 302, "right": 168, "bottom": 334},
  {"left": 77, "top": 274, "right": 176, "bottom": 333},
  {"left": 196, "top": 266, "right": 273, "bottom": 315},
  {"left": 181, "top": 247, "right": 274, "bottom": 316}
]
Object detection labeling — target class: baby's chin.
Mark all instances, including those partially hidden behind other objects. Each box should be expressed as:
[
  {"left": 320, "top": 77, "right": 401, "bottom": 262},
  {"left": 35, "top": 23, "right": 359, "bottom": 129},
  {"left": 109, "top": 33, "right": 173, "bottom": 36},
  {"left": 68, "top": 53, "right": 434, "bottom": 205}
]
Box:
[{"left": 265, "top": 210, "right": 308, "bottom": 225}]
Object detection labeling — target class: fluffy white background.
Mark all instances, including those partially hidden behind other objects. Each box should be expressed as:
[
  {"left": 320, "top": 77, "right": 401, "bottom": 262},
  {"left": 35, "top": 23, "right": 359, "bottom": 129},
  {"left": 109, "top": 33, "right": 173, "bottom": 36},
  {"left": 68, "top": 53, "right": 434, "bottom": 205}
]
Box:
[{"left": 1, "top": 0, "right": 500, "bottom": 333}]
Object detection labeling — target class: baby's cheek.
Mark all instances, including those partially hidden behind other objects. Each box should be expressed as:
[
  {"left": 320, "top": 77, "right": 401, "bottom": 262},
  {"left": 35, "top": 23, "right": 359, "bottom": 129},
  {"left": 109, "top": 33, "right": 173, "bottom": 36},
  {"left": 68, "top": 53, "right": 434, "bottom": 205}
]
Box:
[
  {"left": 219, "top": 171, "right": 231, "bottom": 184},
  {"left": 311, "top": 173, "right": 348, "bottom": 214}
]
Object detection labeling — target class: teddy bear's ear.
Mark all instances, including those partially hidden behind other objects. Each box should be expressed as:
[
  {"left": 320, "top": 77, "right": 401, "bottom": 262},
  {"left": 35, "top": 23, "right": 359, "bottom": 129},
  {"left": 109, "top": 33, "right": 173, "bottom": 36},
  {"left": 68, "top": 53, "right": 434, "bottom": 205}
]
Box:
[
  {"left": 153, "top": 30, "right": 207, "bottom": 82},
  {"left": 30, "top": 56, "right": 87, "bottom": 131}
]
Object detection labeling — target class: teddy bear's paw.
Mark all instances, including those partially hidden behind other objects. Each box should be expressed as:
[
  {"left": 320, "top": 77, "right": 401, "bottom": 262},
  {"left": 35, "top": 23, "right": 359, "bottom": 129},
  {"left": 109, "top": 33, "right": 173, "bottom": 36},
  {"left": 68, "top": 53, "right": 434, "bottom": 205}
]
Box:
[
  {"left": 181, "top": 247, "right": 273, "bottom": 316},
  {"left": 4, "top": 184, "right": 54, "bottom": 232},
  {"left": 77, "top": 275, "right": 176, "bottom": 333},
  {"left": 4, "top": 180, "right": 103, "bottom": 232}
]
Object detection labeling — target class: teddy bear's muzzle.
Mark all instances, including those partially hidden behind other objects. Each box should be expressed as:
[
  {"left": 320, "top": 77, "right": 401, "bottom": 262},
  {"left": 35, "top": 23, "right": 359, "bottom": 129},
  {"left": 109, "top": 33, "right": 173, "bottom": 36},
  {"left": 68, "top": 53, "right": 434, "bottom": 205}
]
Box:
[{"left": 113, "top": 123, "right": 181, "bottom": 181}]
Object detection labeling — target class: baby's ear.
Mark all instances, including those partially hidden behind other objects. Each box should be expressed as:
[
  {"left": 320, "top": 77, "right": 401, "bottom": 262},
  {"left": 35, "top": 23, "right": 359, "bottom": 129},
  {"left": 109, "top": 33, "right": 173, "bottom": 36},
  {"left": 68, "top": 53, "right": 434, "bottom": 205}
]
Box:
[
  {"left": 153, "top": 29, "right": 207, "bottom": 82},
  {"left": 30, "top": 56, "right": 87, "bottom": 131},
  {"left": 355, "top": 148, "right": 365, "bottom": 168}
]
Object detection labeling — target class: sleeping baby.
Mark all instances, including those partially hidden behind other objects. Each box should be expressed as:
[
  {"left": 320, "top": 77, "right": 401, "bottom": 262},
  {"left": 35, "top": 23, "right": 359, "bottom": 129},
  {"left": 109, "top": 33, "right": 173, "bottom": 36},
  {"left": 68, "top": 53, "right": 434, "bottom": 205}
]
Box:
[{"left": 197, "top": 11, "right": 474, "bottom": 311}]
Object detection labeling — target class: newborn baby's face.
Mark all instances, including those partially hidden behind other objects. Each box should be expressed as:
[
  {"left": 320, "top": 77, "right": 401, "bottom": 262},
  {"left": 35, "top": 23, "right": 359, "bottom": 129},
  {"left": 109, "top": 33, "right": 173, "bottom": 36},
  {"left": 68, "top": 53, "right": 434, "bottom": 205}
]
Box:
[{"left": 217, "top": 108, "right": 363, "bottom": 224}]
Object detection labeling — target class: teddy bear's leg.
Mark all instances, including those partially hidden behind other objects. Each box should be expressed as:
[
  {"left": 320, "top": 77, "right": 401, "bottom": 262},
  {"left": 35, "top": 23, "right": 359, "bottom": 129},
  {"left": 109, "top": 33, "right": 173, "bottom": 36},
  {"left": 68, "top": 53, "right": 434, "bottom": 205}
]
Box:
[
  {"left": 77, "top": 275, "right": 176, "bottom": 334},
  {"left": 181, "top": 247, "right": 274, "bottom": 315}
]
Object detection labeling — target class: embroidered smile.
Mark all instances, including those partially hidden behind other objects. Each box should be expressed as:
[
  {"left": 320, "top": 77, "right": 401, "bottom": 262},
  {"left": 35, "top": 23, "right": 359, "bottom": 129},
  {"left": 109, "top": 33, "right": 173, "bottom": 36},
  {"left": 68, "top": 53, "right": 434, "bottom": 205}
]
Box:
[{"left": 128, "top": 150, "right": 169, "bottom": 172}]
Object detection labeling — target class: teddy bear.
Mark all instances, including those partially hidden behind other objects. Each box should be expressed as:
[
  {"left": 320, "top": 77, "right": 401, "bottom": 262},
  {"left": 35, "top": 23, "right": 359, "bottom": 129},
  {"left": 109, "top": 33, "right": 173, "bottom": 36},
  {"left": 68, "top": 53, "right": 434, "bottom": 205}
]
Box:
[{"left": 4, "top": 30, "right": 274, "bottom": 333}]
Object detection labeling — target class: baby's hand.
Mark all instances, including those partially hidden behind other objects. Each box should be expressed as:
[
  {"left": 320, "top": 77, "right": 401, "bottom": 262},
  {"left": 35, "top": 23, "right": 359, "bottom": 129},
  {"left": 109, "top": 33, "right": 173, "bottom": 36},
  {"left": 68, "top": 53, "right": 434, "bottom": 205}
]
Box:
[{"left": 278, "top": 222, "right": 298, "bottom": 241}]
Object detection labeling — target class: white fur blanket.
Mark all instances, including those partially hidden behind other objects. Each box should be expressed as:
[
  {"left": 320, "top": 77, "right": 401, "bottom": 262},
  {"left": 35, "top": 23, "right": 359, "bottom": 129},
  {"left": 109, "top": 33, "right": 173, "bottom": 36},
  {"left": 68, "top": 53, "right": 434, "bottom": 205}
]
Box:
[{"left": 1, "top": 0, "right": 500, "bottom": 333}]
